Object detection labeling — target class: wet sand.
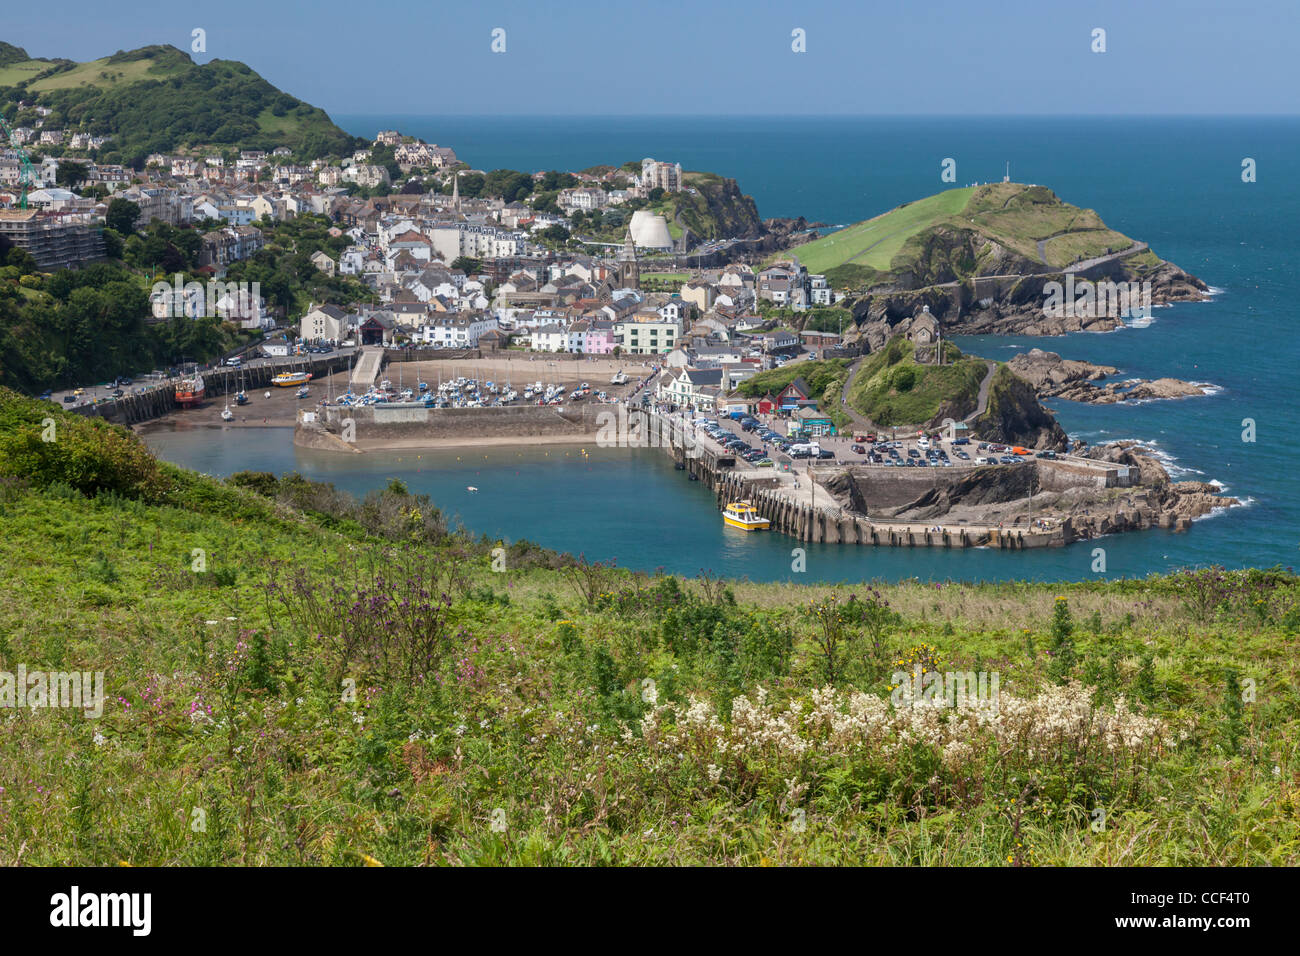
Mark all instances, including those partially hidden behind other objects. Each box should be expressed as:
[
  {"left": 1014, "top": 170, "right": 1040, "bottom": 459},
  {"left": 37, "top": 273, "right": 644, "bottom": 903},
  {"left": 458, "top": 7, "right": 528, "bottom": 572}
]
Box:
[{"left": 136, "top": 353, "right": 659, "bottom": 446}]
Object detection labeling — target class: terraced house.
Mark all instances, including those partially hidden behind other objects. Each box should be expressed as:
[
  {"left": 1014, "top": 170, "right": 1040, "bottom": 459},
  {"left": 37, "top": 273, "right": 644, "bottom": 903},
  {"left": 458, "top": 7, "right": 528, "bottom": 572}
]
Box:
[{"left": 617, "top": 310, "right": 681, "bottom": 354}]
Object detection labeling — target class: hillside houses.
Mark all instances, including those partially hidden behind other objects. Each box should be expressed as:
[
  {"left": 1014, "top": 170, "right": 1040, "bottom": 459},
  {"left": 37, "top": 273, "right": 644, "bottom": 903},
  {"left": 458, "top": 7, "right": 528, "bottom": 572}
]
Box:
[{"left": 199, "top": 225, "right": 265, "bottom": 268}]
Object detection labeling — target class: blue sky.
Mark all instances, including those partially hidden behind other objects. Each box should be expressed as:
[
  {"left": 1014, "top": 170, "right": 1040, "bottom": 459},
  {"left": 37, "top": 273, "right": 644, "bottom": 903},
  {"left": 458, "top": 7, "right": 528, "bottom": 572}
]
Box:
[{"left": 6, "top": 0, "right": 1297, "bottom": 115}]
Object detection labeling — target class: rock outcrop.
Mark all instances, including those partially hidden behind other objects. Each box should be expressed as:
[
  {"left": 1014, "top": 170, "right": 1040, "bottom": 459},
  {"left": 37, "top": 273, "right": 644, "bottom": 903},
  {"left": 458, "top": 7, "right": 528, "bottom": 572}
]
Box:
[{"left": 1007, "top": 349, "right": 1214, "bottom": 404}]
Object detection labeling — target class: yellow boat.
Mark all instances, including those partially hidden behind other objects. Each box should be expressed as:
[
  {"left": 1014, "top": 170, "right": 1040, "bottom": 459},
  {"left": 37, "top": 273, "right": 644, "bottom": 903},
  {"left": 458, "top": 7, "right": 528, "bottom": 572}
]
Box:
[
  {"left": 723, "top": 501, "right": 770, "bottom": 531},
  {"left": 272, "top": 371, "right": 312, "bottom": 387}
]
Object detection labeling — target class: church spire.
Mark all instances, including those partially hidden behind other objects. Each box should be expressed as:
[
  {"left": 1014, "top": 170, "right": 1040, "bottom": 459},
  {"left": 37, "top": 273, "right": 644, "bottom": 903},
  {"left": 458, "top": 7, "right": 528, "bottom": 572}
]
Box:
[
  {"left": 451, "top": 170, "right": 460, "bottom": 212},
  {"left": 617, "top": 228, "right": 640, "bottom": 289}
]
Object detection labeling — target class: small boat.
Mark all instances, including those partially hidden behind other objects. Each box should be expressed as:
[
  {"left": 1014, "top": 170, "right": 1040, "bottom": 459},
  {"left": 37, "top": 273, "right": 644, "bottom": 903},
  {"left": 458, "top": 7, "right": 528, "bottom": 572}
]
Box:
[
  {"left": 296, "top": 385, "right": 310, "bottom": 399},
  {"left": 272, "top": 371, "right": 312, "bottom": 387},
  {"left": 220, "top": 406, "right": 234, "bottom": 422},
  {"left": 264, "top": 391, "right": 272, "bottom": 399},
  {"left": 723, "top": 501, "right": 770, "bottom": 531},
  {"left": 467, "top": 486, "right": 479, "bottom": 493}
]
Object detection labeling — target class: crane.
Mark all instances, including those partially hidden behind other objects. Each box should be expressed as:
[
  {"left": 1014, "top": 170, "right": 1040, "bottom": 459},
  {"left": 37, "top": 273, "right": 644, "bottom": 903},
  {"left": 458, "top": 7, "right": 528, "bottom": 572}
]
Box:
[{"left": 0, "top": 114, "right": 36, "bottom": 210}]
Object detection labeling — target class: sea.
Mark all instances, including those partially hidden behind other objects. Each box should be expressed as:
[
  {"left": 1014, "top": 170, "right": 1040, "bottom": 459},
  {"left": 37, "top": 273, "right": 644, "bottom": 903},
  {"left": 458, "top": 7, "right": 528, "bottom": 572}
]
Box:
[{"left": 143, "top": 116, "right": 1300, "bottom": 583}]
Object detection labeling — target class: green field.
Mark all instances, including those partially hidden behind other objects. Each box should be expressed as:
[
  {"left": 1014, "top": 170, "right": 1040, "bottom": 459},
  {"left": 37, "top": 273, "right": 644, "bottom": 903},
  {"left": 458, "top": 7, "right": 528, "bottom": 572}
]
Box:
[
  {"left": 790, "top": 187, "right": 975, "bottom": 274},
  {"left": 786, "top": 183, "right": 1142, "bottom": 286},
  {"left": 24, "top": 54, "right": 189, "bottom": 93},
  {"left": 0, "top": 59, "right": 52, "bottom": 87}
]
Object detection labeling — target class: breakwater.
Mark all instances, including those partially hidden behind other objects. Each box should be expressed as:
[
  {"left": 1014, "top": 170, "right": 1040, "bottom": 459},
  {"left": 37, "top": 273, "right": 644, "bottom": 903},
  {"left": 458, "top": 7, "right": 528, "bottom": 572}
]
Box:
[
  {"left": 298, "top": 401, "right": 609, "bottom": 449},
  {"left": 647, "top": 410, "right": 1064, "bottom": 549}
]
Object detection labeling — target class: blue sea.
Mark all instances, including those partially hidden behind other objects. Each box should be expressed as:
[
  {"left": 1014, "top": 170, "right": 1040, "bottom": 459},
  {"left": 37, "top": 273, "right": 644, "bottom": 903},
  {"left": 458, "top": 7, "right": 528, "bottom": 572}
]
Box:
[{"left": 148, "top": 116, "right": 1300, "bottom": 582}]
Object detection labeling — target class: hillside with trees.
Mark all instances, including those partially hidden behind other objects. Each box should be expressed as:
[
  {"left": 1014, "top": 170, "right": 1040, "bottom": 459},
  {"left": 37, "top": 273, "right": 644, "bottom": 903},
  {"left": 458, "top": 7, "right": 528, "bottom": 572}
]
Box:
[{"left": 0, "top": 43, "right": 359, "bottom": 165}]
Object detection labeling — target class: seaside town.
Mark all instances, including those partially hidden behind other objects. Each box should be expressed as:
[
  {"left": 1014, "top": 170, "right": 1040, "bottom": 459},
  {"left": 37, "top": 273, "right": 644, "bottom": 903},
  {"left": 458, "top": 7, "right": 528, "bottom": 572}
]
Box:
[
  {"left": 0, "top": 89, "right": 1233, "bottom": 552},
  {"left": 2, "top": 118, "right": 849, "bottom": 409}
]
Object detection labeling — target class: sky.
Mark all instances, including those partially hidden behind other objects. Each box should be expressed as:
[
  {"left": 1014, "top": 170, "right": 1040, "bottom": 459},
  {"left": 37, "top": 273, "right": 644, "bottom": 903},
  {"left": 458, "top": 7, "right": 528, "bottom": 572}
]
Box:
[{"left": 5, "top": 0, "right": 1298, "bottom": 116}]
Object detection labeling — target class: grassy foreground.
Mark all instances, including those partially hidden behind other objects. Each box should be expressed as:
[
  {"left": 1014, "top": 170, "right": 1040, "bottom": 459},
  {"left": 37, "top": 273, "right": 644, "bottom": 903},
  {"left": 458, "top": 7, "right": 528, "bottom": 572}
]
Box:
[{"left": 0, "top": 388, "right": 1297, "bottom": 866}]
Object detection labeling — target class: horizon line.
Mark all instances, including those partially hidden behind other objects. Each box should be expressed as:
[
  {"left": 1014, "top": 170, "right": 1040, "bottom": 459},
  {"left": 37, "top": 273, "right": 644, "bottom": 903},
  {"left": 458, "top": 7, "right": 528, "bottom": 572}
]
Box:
[{"left": 331, "top": 111, "right": 1300, "bottom": 119}]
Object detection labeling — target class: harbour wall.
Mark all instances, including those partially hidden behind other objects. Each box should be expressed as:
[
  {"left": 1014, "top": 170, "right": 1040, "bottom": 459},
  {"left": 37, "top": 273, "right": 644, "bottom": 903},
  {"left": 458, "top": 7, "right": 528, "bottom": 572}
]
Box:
[
  {"left": 646, "top": 411, "right": 1064, "bottom": 549},
  {"left": 72, "top": 354, "right": 355, "bottom": 426}
]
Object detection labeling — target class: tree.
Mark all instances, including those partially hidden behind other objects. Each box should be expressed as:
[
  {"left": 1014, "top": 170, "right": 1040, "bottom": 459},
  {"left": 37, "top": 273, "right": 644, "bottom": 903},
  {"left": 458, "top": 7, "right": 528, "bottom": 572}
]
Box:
[
  {"left": 56, "top": 161, "right": 89, "bottom": 188},
  {"left": 100, "top": 227, "right": 124, "bottom": 261},
  {"left": 106, "top": 198, "right": 141, "bottom": 236},
  {"left": 1047, "top": 597, "right": 1076, "bottom": 684}
]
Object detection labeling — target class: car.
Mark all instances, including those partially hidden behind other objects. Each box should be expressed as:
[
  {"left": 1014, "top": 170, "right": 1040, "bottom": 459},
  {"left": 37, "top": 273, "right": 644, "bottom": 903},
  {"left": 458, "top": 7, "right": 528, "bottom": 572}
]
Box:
[
  {"left": 1035, "top": 450, "right": 1058, "bottom": 460},
  {"left": 917, "top": 437, "right": 931, "bottom": 449},
  {"left": 956, "top": 451, "right": 971, "bottom": 460},
  {"left": 953, "top": 437, "right": 970, "bottom": 445},
  {"left": 62, "top": 395, "right": 76, "bottom": 403},
  {"left": 817, "top": 449, "right": 834, "bottom": 459},
  {"left": 112, "top": 389, "right": 124, "bottom": 398},
  {"left": 908, "top": 449, "right": 920, "bottom": 458},
  {"left": 853, "top": 434, "right": 869, "bottom": 443},
  {"left": 851, "top": 444, "right": 866, "bottom": 454}
]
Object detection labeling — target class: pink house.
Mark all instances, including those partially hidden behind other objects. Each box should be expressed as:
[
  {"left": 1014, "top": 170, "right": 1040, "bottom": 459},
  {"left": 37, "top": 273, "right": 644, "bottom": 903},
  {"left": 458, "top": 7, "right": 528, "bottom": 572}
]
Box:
[{"left": 582, "top": 321, "right": 616, "bottom": 354}]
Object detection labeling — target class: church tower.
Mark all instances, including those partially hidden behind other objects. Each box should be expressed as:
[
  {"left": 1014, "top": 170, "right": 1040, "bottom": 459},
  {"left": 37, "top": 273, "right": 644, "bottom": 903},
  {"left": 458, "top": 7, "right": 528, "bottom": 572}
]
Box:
[
  {"left": 616, "top": 228, "right": 640, "bottom": 289},
  {"left": 451, "top": 171, "right": 461, "bottom": 214}
]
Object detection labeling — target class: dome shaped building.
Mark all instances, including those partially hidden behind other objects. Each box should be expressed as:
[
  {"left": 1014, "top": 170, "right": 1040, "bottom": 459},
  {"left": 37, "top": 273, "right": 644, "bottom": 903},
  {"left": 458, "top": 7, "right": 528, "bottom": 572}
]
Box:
[{"left": 629, "top": 210, "right": 674, "bottom": 251}]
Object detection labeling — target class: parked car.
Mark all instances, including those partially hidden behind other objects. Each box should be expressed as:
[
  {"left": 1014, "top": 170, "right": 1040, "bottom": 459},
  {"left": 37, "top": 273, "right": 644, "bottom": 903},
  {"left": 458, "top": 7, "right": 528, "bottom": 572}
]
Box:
[{"left": 851, "top": 444, "right": 866, "bottom": 454}]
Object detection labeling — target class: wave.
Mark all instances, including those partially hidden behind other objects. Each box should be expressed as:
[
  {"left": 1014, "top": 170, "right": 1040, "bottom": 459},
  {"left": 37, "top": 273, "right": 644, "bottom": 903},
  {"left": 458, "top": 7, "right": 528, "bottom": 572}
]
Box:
[
  {"left": 1193, "top": 495, "right": 1254, "bottom": 523},
  {"left": 1116, "top": 438, "right": 1207, "bottom": 479}
]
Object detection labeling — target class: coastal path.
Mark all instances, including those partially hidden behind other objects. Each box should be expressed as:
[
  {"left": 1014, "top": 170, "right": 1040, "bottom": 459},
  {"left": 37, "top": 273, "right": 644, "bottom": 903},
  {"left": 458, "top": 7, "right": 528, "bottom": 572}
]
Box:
[{"left": 962, "top": 360, "right": 998, "bottom": 423}]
